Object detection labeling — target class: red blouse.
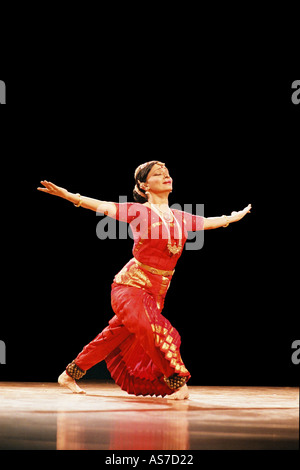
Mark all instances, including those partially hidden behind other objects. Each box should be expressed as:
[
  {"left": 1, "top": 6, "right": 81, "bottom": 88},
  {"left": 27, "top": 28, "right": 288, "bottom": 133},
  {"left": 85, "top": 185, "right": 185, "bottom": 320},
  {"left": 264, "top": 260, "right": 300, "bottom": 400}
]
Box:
[{"left": 113, "top": 203, "right": 204, "bottom": 271}]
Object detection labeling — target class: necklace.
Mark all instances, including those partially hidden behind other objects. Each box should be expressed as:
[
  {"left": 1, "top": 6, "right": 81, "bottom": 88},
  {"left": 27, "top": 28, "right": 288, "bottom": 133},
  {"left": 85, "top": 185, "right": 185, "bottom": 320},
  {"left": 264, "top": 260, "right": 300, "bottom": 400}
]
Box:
[
  {"left": 150, "top": 203, "right": 183, "bottom": 256},
  {"left": 153, "top": 204, "right": 173, "bottom": 222}
]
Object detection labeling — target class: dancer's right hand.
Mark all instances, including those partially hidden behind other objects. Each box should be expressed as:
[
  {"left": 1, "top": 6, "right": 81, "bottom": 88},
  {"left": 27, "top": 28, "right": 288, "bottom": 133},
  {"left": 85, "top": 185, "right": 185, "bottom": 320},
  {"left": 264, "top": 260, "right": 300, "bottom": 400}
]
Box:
[{"left": 37, "top": 181, "right": 68, "bottom": 199}]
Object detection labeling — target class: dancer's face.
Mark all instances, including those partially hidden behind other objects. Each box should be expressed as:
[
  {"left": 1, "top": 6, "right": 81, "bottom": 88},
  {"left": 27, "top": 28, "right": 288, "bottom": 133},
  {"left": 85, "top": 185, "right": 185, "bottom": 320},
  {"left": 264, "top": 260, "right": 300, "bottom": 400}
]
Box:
[{"left": 145, "top": 163, "right": 173, "bottom": 195}]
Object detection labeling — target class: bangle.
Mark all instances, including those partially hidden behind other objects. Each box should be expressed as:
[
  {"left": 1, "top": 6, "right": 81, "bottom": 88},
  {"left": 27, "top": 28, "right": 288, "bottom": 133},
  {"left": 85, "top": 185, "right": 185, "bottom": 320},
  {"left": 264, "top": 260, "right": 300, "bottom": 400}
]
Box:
[
  {"left": 74, "top": 194, "right": 82, "bottom": 207},
  {"left": 222, "top": 215, "right": 230, "bottom": 227}
]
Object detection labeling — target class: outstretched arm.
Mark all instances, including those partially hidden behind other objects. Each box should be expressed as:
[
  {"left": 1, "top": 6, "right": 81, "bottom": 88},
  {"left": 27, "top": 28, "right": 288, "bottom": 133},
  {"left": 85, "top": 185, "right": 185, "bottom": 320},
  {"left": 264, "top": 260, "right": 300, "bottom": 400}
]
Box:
[
  {"left": 203, "top": 204, "right": 252, "bottom": 229},
  {"left": 37, "top": 180, "right": 117, "bottom": 217}
]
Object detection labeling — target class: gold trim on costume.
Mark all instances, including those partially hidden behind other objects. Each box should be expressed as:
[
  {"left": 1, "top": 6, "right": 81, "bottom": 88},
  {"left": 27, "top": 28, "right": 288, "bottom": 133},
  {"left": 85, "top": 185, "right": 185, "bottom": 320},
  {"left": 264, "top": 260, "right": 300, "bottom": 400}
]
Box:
[
  {"left": 146, "top": 311, "right": 189, "bottom": 375},
  {"left": 134, "top": 258, "right": 174, "bottom": 277},
  {"left": 114, "top": 263, "right": 152, "bottom": 289},
  {"left": 114, "top": 257, "right": 188, "bottom": 376},
  {"left": 164, "top": 374, "right": 188, "bottom": 390}
]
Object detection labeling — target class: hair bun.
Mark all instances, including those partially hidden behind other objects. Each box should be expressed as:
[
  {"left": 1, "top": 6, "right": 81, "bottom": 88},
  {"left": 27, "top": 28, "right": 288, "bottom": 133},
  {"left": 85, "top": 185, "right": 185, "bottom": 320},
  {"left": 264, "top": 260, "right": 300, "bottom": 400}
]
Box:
[
  {"left": 133, "top": 183, "right": 148, "bottom": 203},
  {"left": 134, "top": 183, "right": 146, "bottom": 198}
]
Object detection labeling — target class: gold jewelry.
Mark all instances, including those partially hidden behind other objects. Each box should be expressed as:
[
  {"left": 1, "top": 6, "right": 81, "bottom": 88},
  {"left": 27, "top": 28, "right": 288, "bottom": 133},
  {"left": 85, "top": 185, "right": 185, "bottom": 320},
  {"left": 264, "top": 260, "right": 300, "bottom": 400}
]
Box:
[
  {"left": 74, "top": 194, "right": 82, "bottom": 207},
  {"left": 154, "top": 205, "right": 173, "bottom": 222},
  {"left": 222, "top": 215, "right": 230, "bottom": 227},
  {"left": 150, "top": 203, "right": 183, "bottom": 256}
]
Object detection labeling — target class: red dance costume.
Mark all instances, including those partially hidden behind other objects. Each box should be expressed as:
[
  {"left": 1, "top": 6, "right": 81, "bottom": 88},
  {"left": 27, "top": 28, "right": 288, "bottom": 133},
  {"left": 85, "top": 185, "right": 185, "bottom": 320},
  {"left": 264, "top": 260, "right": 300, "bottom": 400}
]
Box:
[{"left": 68, "top": 203, "right": 204, "bottom": 396}]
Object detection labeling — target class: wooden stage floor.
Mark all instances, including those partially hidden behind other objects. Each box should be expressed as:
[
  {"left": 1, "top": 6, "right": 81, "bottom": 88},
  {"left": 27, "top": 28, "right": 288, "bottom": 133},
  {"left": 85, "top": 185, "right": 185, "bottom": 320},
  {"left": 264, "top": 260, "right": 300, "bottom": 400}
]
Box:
[{"left": 0, "top": 382, "right": 298, "bottom": 450}]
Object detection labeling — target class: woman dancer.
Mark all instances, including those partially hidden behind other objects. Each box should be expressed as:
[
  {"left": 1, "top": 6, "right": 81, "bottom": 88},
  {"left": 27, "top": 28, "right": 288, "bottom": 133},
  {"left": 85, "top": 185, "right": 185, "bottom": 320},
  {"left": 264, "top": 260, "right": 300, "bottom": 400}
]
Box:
[{"left": 38, "top": 161, "right": 251, "bottom": 400}]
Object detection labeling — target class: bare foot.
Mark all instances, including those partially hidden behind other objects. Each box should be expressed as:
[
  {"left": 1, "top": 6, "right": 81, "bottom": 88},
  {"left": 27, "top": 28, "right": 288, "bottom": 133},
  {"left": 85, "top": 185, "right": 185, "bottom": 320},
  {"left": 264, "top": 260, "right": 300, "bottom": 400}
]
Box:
[
  {"left": 166, "top": 384, "right": 189, "bottom": 400},
  {"left": 58, "top": 371, "right": 86, "bottom": 394}
]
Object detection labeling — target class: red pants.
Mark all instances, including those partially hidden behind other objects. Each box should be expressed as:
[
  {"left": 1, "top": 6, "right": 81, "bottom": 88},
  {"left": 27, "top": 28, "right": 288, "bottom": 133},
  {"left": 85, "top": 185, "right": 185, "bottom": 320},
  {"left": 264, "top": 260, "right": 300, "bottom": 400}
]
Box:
[
  {"left": 71, "top": 279, "right": 190, "bottom": 397},
  {"left": 74, "top": 316, "right": 130, "bottom": 371},
  {"left": 74, "top": 315, "right": 175, "bottom": 379}
]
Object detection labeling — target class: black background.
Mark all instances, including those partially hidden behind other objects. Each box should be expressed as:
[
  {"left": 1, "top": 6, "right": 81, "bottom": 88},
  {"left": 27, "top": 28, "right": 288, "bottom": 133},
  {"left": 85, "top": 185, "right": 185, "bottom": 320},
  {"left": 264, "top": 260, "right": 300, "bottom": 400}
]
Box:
[{"left": 0, "top": 47, "right": 298, "bottom": 387}]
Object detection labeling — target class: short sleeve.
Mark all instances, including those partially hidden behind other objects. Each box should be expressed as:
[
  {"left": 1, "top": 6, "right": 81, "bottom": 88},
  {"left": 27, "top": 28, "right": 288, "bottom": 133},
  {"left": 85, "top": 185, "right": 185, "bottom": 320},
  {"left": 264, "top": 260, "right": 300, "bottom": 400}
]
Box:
[
  {"left": 174, "top": 210, "right": 204, "bottom": 231},
  {"left": 114, "top": 203, "right": 147, "bottom": 224}
]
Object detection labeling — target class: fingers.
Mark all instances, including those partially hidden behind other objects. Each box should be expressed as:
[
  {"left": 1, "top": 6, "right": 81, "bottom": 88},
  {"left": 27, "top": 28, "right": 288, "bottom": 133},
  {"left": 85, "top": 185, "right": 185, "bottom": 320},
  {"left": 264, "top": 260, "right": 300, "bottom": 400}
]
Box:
[
  {"left": 41, "top": 180, "right": 53, "bottom": 189},
  {"left": 240, "top": 204, "right": 251, "bottom": 216},
  {"left": 239, "top": 204, "right": 252, "bottom": 215},
  {"left": 230, "top": 204, "right": 252, "bottom": 222},
  {"left": 37, "top": 187, "right": 50, "bottom": 192},
  {"left": 37, "top": 180, "right": 55, "bottom": 193}
]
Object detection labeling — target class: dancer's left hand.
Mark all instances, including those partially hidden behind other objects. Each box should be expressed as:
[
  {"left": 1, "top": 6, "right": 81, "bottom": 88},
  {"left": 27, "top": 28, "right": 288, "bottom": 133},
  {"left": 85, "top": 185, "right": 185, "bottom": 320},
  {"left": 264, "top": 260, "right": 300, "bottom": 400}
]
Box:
[{"left": 230, "top": 204, "right": 252, "bottom": 223}]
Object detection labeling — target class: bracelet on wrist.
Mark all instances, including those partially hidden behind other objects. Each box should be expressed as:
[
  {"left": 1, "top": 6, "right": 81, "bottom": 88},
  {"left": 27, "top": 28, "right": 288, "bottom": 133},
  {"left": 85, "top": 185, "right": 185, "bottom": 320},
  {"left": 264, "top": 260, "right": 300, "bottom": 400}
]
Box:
[
  {"left": 222, "top": 215, "right": 230, "bottom": 227},
  {"left": 74, "top": 194, "right": 82, "bottom": 207}
]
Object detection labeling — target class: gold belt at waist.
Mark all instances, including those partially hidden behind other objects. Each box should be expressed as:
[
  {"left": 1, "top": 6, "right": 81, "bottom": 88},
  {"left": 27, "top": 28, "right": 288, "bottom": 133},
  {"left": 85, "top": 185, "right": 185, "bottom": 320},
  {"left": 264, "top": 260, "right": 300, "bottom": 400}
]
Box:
[{"left": 134, "top": 258, "right": 175, "bottom": 277}]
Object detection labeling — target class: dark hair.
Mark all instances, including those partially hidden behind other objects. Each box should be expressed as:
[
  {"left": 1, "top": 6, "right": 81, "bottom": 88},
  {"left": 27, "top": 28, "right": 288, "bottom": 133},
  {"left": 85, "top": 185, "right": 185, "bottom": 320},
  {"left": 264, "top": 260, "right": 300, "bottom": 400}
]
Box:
[{"left": 133, "top": 161, "right": 161, "bottom": 203}]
